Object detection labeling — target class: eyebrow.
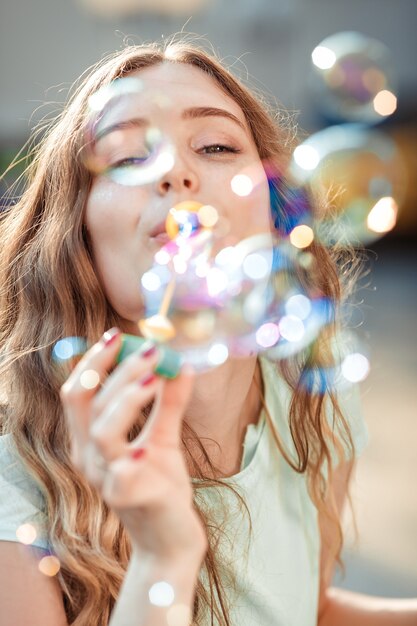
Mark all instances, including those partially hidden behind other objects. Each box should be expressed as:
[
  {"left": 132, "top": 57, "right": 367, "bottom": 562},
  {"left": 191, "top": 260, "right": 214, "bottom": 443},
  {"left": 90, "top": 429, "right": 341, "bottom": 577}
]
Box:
[
  {"left": 95, "top": 105, "right": 246, "bottom": 141},
  {"left": 182, "top": 106, "right": 246, "bottom": 131}
]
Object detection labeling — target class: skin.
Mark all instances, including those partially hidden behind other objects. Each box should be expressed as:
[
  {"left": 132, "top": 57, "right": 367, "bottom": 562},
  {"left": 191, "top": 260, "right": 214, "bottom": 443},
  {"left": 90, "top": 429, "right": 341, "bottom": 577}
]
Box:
[{"left": 84, "top": 61, "right": 271, "bottom": 475}]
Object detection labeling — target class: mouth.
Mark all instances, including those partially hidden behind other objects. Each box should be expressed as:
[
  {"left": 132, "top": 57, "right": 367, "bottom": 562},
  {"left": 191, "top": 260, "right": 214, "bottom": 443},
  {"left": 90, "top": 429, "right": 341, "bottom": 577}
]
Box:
[{"left": 149, "top": 220, "right": 170, "bottom": 244}]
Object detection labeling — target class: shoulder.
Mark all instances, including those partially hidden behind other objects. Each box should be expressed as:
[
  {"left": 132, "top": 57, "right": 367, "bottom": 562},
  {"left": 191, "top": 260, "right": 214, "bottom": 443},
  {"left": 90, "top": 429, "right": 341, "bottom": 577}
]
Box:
[{"left": 0, "top": 434, "right": 49, "bottom": 550}]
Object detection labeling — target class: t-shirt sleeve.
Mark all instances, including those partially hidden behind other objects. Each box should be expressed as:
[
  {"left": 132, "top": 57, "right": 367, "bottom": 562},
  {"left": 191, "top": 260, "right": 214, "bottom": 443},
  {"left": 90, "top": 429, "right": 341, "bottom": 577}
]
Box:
[{"left": 0, "top": 435, "right": 49, "bottom": 550}]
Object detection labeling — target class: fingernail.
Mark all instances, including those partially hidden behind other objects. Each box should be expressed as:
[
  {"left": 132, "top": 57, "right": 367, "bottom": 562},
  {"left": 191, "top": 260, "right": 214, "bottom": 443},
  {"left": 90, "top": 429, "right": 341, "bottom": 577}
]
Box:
[
  {"left": 131, "top": 447, "right": 147, "bottom": 461},
  {"left": 138, "top": 373, "right": 157, "bottom": 387},
  {"left": 102, "top": 328, "right": 120, "bottom": 348},
  {"left": 141, "top": 344, "right": 158, "bottom": 359}
]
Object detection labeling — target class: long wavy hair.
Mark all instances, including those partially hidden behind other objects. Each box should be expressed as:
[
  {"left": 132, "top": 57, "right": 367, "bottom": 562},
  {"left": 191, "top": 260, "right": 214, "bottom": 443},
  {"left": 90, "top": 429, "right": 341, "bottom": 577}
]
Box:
[{"left": 0, "top": 36, "right": 360, "bottom": 625}]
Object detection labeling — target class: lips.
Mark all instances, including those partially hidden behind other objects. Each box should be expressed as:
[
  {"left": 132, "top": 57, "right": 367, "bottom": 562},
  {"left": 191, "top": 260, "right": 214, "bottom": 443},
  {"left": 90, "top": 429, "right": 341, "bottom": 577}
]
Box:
[
  {"left": 149, "top": 220, "right": 170, "bottom": 245},
  {"left": 151, "top": 232, "right": 170, "bottom": 244},
  {"left": 149, "top": 220, "right": 167, "bottom": 238}
]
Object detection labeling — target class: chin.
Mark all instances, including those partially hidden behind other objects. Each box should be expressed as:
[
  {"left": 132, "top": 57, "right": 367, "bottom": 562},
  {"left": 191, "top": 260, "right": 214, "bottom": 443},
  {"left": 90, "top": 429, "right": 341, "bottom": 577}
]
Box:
[{"left": 116, "top": 316, "right": 142, "bottom": 335}]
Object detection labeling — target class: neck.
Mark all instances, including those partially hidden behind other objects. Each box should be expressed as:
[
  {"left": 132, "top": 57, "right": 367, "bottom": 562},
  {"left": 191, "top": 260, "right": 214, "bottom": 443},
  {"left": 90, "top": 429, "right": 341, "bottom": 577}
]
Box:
[{"left": 184, "top": 356, "right": 263, "bottom": 478}]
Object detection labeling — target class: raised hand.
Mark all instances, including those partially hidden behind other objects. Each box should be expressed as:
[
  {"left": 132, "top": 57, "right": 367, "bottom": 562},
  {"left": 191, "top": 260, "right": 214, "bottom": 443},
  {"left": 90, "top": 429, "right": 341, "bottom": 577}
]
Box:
[{"left": 60, "top": 328, "right": 208, "bottom": 563}]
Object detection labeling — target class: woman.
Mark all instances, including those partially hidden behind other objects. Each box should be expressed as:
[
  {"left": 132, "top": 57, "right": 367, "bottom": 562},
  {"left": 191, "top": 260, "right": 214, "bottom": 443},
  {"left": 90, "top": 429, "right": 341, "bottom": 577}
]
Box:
[{"left": 0, "top": 37, "right": 415, "bottom": 626}]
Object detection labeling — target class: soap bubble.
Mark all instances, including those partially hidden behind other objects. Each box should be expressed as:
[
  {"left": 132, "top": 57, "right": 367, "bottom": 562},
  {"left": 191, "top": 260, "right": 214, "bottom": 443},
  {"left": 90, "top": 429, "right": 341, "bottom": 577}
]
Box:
[
  {"left": 290, "top": 124, "right": 407, "bottom": 245},
  {"left": 140, "top": 202, "right": 332, "bottom": 371},
  {"left": 82, "top": 76, "right": 176, "bottom": 186},
  {"left": 311, "top": 31, "right": 398, "bottom": 124},
  {"left": 255, "top": 242, "right": 333, "bottom": 361}
]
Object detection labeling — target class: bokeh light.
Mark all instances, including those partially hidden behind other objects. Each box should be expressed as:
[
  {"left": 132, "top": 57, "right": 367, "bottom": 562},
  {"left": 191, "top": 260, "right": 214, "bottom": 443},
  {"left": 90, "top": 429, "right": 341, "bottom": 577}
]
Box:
[
  {"left": 289, "top": 225, "right": 315, "bottom": 249},
  {"left": 341, "top": 352, "right": 370, "bottom": 383},
  {"left": 373, "top": 90, "right": 397, "bottom": 116},
  {"left": 52, "top": 337, "right": 87, "bottom": 363},
  {"left": 231, "top": 173, "right": 254, "bottom": 197},
  {"left": 38, "top": 555, "right": 61, "bottom": 577},
  {"left": 301, "top": 330, "right": 370, "bottom": 394},
  {"left": 16, "top": 523, "right": 37, "bottom": 545},
  {"left": 80, "top": 369, "right": 100, "bottom": 390},
  {"left": 148, "top": 581, "right": 175, "bottom": 607},
  {"left": 208, "top": 343, "right": 229, "bottom": 366},
  {"left": 366, "top": 196, "right": 398, "bottom": 234}
]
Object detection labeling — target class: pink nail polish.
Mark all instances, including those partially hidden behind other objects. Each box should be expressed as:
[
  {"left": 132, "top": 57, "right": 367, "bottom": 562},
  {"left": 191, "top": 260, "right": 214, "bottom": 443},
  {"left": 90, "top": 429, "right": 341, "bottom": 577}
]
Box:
[
  {"left": 102, "top": 328, "right": 120, "bottom": 347},
  {"left": 141, "top": 345, "right": 158, "bottom": 359},
  {"left": 139, "top": 373, "right": 157, "bottom": 387},
  {"left": 131, "top": 447, "right": 146, "bottom": 460}
]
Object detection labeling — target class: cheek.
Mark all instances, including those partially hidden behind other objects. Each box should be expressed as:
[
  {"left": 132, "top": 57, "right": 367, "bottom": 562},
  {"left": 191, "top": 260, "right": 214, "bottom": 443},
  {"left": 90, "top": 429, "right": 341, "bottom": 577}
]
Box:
[
  {"left": 85, "top": 182, "right": 135, "bottom": 240},
  {"left": 84, "top": 181, "right": 147, "bottom": 321},
  {"left": 224, "top": 171, "right": 271, "bottom": 241}
]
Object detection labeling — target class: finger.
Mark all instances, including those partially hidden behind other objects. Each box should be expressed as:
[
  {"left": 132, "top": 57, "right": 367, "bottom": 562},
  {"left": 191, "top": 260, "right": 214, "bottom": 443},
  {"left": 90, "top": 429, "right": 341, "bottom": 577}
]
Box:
[
  {"left": 92, "top": 342, "right": 159, "bottom": 416},
  {"left": 89, "top": 375, "right": 163, "bottom": 460},
  {"left": 101, "top": 450, "right": 184, "bottom": 509},
  {"left": 142, "top": 366, "right": 195, "bottom": 449},
  {"left": 60, "top": 327, "right": 122, "bottom": 441}
]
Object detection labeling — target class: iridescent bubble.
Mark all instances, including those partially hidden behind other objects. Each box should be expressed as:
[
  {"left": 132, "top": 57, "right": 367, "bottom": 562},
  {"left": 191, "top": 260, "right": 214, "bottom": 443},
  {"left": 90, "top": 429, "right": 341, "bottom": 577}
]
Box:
[
  {"left": 140, "top": 213, "right": 332, "bottom": 369},
  {"left": 260, "top": 243, "right": 333, "bottom": 361},
  {"left": 82, "top": 77, "right": 176, "bottom": 186},
  {"left": 290, "top": 124, "right": 407, "bottom": 245},
  {"left": 311, "top": 32, "right": 398, "bottom": 124}
]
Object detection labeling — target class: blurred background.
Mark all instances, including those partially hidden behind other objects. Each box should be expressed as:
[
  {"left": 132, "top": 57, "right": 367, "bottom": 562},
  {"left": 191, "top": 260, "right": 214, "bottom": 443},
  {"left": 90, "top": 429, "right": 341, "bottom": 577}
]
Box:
[{"left": 1, "top": 0, "right": 416, "bottom": 598}]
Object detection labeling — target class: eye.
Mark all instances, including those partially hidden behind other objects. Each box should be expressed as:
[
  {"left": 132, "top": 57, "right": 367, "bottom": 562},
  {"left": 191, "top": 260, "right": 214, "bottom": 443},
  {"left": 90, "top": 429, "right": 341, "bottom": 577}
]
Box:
[
  {"left": 109, "top": 155, "right": 150, "bottom": 169},
  {"left": 200, "top": 144, "right": 240, "bottom": 155}
]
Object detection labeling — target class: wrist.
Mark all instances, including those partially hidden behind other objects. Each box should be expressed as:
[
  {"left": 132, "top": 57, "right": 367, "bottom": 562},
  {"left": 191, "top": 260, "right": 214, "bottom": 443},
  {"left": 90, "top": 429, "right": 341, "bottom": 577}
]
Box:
[{"left": 129, "top": 548, "right": 204, "bottom": 578}]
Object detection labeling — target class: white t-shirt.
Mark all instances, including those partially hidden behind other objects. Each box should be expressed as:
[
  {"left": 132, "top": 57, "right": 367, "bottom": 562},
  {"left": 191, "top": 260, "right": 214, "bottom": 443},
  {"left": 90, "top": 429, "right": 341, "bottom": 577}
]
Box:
[{"left": 0, "top": 357, "right": 368, "bottom": 625}]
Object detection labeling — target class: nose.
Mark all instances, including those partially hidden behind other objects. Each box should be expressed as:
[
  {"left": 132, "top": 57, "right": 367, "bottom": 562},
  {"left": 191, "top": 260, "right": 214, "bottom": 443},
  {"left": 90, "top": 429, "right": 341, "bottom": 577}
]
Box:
[{"left": 157, "top": 154, "right": 199, "bottom": 196}]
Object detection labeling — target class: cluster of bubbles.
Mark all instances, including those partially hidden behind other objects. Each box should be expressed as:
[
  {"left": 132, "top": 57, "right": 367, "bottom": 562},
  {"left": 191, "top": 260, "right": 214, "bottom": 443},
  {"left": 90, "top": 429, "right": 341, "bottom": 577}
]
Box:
[
  {"left": 291, "top": 123, "right": 405, "bottom": 245},
  {"left": 54, "top": 71, "right": 375, "bottom": 386},
  {"left": 138, "top": 199, "right": 334, "bottom": 371},
  {"left": 297, "top": 30, "right": 407, "bottom": 249}
]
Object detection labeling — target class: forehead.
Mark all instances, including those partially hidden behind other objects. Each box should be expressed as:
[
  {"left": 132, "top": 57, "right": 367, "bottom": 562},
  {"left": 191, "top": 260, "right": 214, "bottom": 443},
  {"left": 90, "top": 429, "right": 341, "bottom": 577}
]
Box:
[{"left": 126, "top": 62, "right": 247, "bottom": 124}]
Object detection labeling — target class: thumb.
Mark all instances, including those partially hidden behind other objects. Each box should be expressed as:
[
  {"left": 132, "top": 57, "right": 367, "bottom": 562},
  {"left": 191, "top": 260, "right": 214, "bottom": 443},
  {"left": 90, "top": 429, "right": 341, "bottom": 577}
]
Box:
[{"left": 145, "top": 365, "right": 195, "bottom": 448}]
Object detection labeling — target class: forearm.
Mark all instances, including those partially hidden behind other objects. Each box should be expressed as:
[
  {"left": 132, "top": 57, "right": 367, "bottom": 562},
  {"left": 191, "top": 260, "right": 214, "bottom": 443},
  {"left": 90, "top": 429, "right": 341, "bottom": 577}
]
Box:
[
  {"left": 109, "top": 550, "right": 202, "bottom": 626},
  {"left": 318, "top": 587, "right": 417, "bottom": 626}
]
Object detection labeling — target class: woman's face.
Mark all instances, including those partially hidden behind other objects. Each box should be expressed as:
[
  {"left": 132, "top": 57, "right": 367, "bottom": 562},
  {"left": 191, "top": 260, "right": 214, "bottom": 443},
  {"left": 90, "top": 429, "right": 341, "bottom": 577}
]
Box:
[{"left": 84, "top": 62, "right": 271, "bottom": 328}]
